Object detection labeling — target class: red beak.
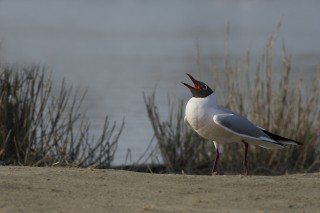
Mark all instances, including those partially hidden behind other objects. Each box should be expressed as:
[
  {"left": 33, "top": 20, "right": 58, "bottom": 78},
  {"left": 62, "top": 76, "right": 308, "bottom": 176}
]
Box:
[{"left": 182, "top": 73, "right": 200, "bottom": 90}]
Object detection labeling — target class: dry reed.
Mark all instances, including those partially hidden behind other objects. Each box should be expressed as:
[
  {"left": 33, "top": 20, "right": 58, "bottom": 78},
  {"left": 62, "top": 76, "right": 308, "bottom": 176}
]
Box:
[
  {"left": 144, "top": 31, "right": 320, "bottom": 175},
  {"left": 0, "top": 65, "right": 124, "bottom": 168}
]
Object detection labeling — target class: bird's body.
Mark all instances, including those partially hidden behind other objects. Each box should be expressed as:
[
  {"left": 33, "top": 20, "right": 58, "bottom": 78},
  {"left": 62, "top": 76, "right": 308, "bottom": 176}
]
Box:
[
  {"left": 184, "top": 94, "right": 234, "bottom": 142},
  {"left": 184, "top": 94, "right": 284, "bottom": 149},
  {"left": 182, "top": 73, "right": 301, "bottom": 176}
]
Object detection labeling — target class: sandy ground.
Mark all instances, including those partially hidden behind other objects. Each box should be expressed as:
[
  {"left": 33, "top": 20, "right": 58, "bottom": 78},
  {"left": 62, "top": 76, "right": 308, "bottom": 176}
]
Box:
[{"left": 0, "top": 166, "right": 319, "bottom": 213}]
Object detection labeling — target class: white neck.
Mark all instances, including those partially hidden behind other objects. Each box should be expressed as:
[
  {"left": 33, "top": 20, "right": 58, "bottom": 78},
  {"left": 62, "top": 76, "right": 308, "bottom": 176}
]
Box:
[
  {"left": 187, "top": 93, "right": 219, "bottom": 109},
  {"left": 201, "top": 93, "right": 218, "bottom": 106}
]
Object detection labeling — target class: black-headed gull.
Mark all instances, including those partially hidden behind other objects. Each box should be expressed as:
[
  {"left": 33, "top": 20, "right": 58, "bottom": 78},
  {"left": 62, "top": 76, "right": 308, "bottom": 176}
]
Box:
[{"left": 182, "top": 73, "right": 302, "bottom": 176}]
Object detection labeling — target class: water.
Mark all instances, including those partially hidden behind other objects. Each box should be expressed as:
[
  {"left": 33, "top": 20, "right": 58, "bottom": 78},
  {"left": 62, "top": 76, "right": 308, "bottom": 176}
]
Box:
[{"left": 0, "top": 0, "right": 319, "bottom": 164}]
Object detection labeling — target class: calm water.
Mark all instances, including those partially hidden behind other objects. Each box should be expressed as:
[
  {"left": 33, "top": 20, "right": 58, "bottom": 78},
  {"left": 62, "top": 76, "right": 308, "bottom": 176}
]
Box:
[{"left": 0, "top": 0, "right": 319, "bottom": 164}]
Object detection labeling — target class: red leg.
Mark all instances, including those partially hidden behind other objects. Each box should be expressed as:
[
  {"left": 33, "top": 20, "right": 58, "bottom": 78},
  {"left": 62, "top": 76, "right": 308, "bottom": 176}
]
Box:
[
  {"left": 211, "top": 147, "right": 219, "bottom": 175},
  {"left": 242, "top": 141, "right": 249, "bottom": 176}
]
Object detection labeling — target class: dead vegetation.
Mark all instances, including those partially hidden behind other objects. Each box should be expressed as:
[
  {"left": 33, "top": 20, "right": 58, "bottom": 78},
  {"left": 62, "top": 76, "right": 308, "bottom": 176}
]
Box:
[
  {"left": 0, "top": 66, "right": 124, "bottom": 168},
  {"left": 144, "top": 31, "right": 320, "bottom": 175}
]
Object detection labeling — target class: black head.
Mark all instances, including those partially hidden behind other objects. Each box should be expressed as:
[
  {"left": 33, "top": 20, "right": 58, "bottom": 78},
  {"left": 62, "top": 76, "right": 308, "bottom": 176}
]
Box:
[{"left": 182, "top": 73, "right": 214, "bottom": 98}]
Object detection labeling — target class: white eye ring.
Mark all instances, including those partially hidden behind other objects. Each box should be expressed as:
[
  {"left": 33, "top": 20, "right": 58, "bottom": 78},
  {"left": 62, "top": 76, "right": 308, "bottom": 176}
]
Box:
[{"left": 202, "top": 85, "right": 208, "bottom": 90}]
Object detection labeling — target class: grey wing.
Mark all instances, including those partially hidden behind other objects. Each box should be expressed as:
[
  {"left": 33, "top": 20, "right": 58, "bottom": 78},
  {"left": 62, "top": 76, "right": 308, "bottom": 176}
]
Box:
[{"left": 213, "top": 113, "right": 284, "bottom": 148}]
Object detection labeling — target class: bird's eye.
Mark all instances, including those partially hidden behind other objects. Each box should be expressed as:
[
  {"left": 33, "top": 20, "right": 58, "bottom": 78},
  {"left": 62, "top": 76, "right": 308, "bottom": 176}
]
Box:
[{"left": 202, "top": 85, "right": 208, "bottom": 90}]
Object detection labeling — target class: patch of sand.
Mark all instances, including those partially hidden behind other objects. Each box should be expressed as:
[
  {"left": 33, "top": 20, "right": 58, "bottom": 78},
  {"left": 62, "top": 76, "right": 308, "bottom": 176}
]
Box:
[{"left": 0, "top": 166, "right": 319, "bottom": 212}]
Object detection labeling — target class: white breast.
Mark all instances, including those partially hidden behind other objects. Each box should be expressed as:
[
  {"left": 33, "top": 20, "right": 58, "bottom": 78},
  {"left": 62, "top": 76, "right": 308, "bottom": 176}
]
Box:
[
  {"left": 184, "top": 94, "right": 234, "bottom": 141},
  {"left": 185, "top": 96, "right": 212, "bottom": 130}
]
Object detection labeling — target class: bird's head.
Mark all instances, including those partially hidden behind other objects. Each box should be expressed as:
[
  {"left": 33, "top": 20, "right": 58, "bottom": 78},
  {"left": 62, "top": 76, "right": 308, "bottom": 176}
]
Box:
[{"left": 182, "top": 73, "right": 214, "bottom": 98}]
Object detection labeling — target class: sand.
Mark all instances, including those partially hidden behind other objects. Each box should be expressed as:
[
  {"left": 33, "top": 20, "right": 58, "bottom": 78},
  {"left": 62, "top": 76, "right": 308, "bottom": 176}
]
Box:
[{"left": 0, "top": 166, "right": 319, "bottom": 213}]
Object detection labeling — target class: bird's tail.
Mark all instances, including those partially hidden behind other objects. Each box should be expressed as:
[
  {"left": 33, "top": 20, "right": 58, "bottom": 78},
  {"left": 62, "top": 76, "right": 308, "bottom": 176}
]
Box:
[{"left": 260, "top": 129, "right": 302, "bottom": 146}]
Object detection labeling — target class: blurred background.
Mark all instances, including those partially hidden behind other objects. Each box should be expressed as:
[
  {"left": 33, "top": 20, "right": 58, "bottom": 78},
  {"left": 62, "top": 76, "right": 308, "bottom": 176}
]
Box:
[{"left": 0, "top": 0, "right": 319, "bottom": 164}]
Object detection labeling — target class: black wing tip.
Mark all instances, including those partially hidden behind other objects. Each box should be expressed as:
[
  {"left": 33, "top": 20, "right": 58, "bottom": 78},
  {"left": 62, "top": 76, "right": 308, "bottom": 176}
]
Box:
[
  {"left": 261, "top": 129, "right": 303, "bottom": 146},
  {"left": 294, "top": 141, "right": 303, "bottom": 146}
]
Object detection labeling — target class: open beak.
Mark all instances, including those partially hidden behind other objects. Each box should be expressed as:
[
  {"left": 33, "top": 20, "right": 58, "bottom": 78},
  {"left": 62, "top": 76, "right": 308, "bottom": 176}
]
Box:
[{"left": 182, "top": 73, "right": 200, "bottom": 90}]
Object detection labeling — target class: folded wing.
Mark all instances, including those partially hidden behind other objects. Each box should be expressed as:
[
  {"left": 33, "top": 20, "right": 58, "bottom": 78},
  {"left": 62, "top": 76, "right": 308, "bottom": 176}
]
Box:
[{"left": 213, "top": 114, "right": 285, "bottom": 149}]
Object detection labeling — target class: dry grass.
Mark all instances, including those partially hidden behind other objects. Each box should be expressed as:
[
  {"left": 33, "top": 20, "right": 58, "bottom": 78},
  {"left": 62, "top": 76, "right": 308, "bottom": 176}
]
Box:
[
  {"left": 0, "top": 65, "right": 124, "bottom": 168},
  {"left": 144, "top": 31, "right": 320, "bottom": 175}
]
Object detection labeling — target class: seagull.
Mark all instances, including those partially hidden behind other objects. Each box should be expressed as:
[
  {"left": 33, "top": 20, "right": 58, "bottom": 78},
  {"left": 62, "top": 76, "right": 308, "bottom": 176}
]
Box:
[{"left": 182, "top": 73, "right": 302, "bottom": 176}]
